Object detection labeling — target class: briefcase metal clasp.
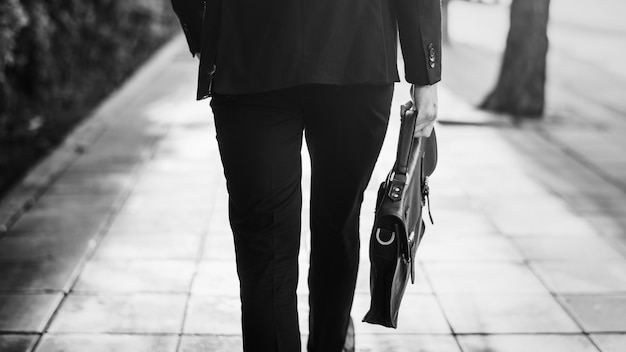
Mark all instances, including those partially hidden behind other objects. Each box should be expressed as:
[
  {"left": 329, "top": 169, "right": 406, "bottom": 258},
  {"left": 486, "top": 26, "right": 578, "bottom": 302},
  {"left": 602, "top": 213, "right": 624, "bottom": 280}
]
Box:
[{"left": 375, "top": 228, "right": 396, "bottom": 246}]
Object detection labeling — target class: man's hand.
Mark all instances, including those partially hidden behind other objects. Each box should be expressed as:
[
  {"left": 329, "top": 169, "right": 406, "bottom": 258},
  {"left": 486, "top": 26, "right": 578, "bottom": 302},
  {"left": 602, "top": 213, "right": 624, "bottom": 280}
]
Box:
[{"left": 404, "top": 84, "right": 438, "bottom": 138}]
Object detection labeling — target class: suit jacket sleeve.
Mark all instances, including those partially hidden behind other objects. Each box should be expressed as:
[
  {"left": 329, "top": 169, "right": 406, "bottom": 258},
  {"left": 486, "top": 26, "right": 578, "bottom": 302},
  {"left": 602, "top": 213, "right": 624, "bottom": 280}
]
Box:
[
  {"left": 395, "top": 0, "right": 442, "bottom": 85},
  {"left": 171, "top": 0, "right": 205, "bottom": 56}
]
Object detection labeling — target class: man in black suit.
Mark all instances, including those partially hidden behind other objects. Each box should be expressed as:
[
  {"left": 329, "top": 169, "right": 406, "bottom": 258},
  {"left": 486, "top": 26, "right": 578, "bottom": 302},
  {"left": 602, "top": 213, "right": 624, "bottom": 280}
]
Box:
[{"left": 172, "top": 1, "right": 441, "bottom": 351}]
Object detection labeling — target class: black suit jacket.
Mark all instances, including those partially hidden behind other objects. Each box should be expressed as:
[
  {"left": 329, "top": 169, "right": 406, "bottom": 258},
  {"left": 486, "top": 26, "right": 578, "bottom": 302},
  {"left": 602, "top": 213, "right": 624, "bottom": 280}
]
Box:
[{"left": 172, "top": 0, "right": 442, "bottom": 99}]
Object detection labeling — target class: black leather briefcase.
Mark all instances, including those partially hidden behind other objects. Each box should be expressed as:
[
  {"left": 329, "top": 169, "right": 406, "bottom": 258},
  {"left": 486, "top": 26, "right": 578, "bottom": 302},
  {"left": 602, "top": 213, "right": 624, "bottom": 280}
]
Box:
[{"left": 363, "top": 103, "right": 437, "bottom": 328}]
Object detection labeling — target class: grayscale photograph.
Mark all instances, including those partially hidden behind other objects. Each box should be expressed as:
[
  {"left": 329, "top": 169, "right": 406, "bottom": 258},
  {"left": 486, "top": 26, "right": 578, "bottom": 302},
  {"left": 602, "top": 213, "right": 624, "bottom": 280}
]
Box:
[{"left": 1, "top": 0, "right": 625, "bottom": 351}]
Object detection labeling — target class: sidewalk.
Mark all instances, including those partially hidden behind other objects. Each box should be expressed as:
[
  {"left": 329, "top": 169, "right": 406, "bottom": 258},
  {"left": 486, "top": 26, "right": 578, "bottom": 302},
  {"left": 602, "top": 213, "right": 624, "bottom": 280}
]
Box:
[{"left": 1, "top": 33, "right": 626, "bottom": 352}]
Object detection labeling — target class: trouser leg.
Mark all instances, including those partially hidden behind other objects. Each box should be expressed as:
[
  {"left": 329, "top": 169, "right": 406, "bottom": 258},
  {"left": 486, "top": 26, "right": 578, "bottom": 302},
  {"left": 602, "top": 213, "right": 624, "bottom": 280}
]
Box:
[
  {"left": 211, "top": 90, "right": 304, "bottom": 352},
  {"left": 302, "top": 84, "right": 394, "bottom": 352}
]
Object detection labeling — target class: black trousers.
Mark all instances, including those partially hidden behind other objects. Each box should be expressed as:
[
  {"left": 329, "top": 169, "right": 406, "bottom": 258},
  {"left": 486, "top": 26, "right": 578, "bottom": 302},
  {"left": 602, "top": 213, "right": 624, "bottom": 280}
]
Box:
[{"left": 210, "top": 84, "right": 393, "bottom": 352}]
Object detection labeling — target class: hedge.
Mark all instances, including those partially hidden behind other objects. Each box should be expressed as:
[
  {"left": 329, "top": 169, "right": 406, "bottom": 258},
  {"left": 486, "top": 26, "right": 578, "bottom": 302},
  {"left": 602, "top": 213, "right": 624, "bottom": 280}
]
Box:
[{"left": 0, "top": 0, "right": 179, "bottom": 196}]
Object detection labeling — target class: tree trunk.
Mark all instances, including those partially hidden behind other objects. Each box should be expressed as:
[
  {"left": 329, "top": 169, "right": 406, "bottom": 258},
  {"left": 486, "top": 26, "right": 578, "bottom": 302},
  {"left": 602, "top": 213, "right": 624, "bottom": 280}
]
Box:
[{"left": 480, "top": 0, "right": 551, "bottom": 118}]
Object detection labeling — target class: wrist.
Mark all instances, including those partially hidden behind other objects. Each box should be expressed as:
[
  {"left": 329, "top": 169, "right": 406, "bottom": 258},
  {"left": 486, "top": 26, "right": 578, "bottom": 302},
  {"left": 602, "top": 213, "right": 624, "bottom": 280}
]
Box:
[{"left": 412, "top": 83, "right": 437, "bottom": 88}]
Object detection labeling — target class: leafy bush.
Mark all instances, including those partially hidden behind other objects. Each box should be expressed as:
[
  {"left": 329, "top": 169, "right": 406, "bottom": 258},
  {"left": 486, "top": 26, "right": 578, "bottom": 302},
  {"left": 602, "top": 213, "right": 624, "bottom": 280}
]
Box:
[
  {"left": 0, "top": 0, "right": 28, "bottom": 119},
  {"left": 0, "top": 0, "right": 178, "bottom": 196}
]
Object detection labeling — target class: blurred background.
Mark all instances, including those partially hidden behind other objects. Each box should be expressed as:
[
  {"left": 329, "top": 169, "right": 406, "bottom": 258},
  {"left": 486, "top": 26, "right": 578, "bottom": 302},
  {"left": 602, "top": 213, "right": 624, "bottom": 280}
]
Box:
[{"left": 443, "top": 0, "right": 626, "bottom": 123}]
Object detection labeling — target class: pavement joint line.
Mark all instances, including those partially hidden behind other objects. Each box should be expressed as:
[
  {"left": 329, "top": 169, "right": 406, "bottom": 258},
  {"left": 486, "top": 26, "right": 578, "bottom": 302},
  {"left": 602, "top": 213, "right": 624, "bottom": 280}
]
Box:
[
  {"left": 416, "top": 261, "right": 457, "bottom": 337},
  {"left": 532, "top": 127, "right": 626, "bottom": 194},
  {"left": 175, "top": 179, "right": 221, "bottom": 351},
  {"left": 0, "top": 330, "right": 41, "bottom": 335},
  {"left": 0, "top": 33, "right": 186, "bottom": 236},
  {"left": 33, "top": 332, "right": 184, "bottom": 337},
  {"left": 28, "top": 114, "right": 172, "bottom": 351},
  {"left": 449, "top": 332, "right": 601, "bottom": 336},
  {"left": 488, "top": 121, "right": 626, "bottom": 248},
  {"left": 28, "top": 167, "right": 144, "bottom": 350},
  {"left": 0, "top": 289, "right": 65, "bottom": 295},
  {"left": 596, "top": 235, "right": 626, "bottom": 260},
  {"left": 519, "top": 258, "right": 590, "bottom": 335}
]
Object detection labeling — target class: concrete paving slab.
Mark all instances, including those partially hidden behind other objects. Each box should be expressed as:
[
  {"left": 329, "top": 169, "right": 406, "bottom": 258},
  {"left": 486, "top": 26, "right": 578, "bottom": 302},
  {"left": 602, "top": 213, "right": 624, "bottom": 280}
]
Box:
[
  {"left": 563, "top": 195, "right": 626, "bottom": 216},
  {"left": 0, "top": 236, "right": 92, "bottom": 261},
  {"left": 419, "top": 234, "right": 524, "bottom": 261},
  {"left": 104, "top": 229, "right": 205, "bottom": 240},
  {"left": 423, "top": 174, "right": 468, "bottom": 197},
  {"left": 191, "top": 260, "right": 239, "bottom": 295},
  {"left": 33, "top": 195, "right": 121, "bottom": 212},
  {"left": 180, "top": 334, "right": 464, "bottom": 352},
  {"left": 542, "top": 130, "right": 626, "bottom": 189},
  {"left": 0, "top": 294, "right": 63, "bottom": 332},
  {"left": 131, "top": 173, "right": 220, "bottom": 195},
  {"left": 0, "top": 334, "right": 38, "bottom": 352},
  {"left": 48, "top": 293, "right": 187, "bottom": 333},
  {"left": 106, "top": 208, "right": 208, "bottom": 234},
  {"left": 456, "top": 334, "right": 599, "bottom": 352},
  {"left": 8, "top": 196, "right": 115, "bottom": 236},
  {"left": 437, "top": 293, "right": 581, "bottom": 334},
  {"left": 356, "top": 334, "right": 462, "bottom": 352},
  {"left": 583, "top": 215, "right": 626, "bottom": 238},
  {"left": 138, "top": 155, "right": 217, "bottom": 171},
  {"left": 154, "top": 136, "right": 217, "bottom": 161},
  {"left": 512, "top": 237, "right": 626, "bottom": 261},
  {"left": 463, "top": 173, "right": 549, "bottom": 198},
  {"left": 489, "top": 211, "right": 600, "bottom": 237},
  {"left": 37, "top": 334, "right": 178, "bottom": 352},
  {"left": 504, "top": 130, "right": 626, "bottom": 197},
  {"left": 183, "top": 295, "right": 242, "bottom": 335},
  {"left": 202, "top": 232, "right": 237, "bottom": 261},
  {"left": 205, "top": 210, "right": 232, "bottom": 234},
  {"left": 425, "top": 194, "right": 478, "bottom": 211},
  {"left": 93, "top": 234, "right": 201, "bottom": 260},
  {"left": 590, "top": 334, "right": 626, "bottom": 352},
  {"left": 532, "top": 260, "right": 626, "bottom": 294},
  {"left": 0, "top": 259, "right": 79, "bottom": 292},
  {"left": 422, "top": 209, "right": 500, "bottom": 237},
  {"left": 119, "top": 194, "right": 211, "bottom": 214},
  {"left": 178, "top": 335, "right": 244, "bottom": 352},
  {"left": 562, "top": 295, "right": 626, "bottom": 332},
  {"left": 423, "top": 262, "right": 550, "bottom": 294},
  {"left": 473, "top": 193, "right": 576, "bottom": 217},
  {"left": 73, "top": 259, "right": 196, "bottom": 293},
  {"left": 44, "top": 170, "right": 135, "bottom": 196}
]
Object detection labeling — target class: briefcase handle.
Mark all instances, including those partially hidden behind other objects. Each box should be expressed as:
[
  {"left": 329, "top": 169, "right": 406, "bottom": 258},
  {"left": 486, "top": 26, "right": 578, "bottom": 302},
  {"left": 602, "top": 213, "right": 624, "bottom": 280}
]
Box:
[{"left": 395, "top": 103, "right": 438, "bottom": 177}]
